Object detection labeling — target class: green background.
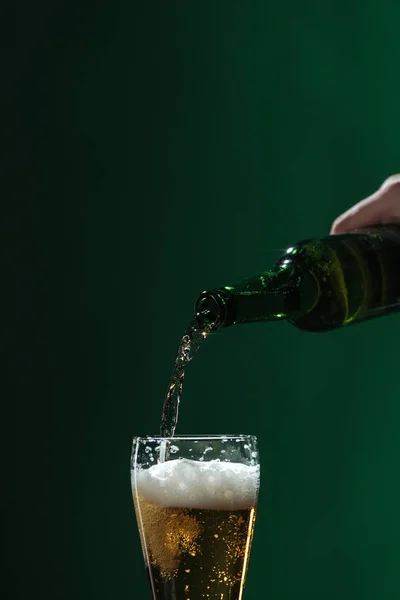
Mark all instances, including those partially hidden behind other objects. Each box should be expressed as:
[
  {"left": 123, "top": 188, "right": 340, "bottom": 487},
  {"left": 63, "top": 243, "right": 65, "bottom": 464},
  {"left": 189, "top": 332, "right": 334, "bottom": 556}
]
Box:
[{"left": 3, "top": 1, "right": 400, "bottom": 598}]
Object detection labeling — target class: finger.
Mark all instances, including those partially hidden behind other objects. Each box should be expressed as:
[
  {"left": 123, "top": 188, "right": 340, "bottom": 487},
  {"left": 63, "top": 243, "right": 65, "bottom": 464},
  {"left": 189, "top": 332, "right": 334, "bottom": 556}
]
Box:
[
  {"left": 331, "top": 175, "right": 400, "bottom": 234},
  {"left": 330, "top": 190, "right": 384, "bottom": 234},
  {"left": 381, "top": 173, "right": 400, "bottom": 191}
]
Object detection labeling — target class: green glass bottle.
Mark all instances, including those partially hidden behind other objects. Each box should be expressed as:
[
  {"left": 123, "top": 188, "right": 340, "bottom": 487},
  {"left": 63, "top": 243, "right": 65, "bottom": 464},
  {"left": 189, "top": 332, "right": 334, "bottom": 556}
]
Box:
[{"left": 194, "top": 226, "right": 400, "bottom": 333}]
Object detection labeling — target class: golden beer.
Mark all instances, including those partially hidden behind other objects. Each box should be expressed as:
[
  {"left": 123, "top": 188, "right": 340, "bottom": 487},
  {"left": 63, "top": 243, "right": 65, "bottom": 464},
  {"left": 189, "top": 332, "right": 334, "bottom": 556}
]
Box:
[{"left": 133, "top": 457, "right": 259, "bottom": 600}]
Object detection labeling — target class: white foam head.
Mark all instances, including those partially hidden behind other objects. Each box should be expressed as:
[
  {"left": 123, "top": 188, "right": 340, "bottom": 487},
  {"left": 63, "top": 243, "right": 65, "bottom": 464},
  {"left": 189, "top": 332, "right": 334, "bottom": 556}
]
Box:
[{"left": 133, "top": 458, "right": 260, "bottom": 510}]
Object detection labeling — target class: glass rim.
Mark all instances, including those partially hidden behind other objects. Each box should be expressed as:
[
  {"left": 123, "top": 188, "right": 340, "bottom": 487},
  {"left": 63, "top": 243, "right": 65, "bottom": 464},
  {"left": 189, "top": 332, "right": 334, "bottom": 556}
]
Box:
[{"left": 133, "top": 433, "right": 257, "bottom": 442}]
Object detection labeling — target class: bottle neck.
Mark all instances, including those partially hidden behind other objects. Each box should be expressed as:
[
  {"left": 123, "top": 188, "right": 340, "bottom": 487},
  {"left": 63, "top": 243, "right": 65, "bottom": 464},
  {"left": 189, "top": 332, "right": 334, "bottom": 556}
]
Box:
[{"left": 195, "top": 268, "right": 312, "bottom": 329}]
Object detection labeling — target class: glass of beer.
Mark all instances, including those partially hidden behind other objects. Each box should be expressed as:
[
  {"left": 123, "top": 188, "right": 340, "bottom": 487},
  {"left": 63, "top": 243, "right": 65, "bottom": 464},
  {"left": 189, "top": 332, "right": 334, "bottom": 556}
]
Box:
[{"left": 131, "top": 434, "right": 260, "bottom": 600}]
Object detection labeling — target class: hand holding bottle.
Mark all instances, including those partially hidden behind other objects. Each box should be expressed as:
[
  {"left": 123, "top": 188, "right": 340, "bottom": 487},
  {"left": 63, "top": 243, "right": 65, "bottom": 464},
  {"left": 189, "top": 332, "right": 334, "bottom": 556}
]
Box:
[
  {"left": 331, "top": 174, "right": 400, "bottom": 234},
  {"left": 196, "top": 176, "right": 400, "bottom": 333}
]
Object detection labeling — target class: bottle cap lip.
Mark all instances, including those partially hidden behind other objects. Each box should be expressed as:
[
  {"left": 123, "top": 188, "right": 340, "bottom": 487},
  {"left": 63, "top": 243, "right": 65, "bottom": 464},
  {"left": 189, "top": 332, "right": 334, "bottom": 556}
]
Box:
[{"left": 194, "top": 289, "right": 234, "bottom": 329}]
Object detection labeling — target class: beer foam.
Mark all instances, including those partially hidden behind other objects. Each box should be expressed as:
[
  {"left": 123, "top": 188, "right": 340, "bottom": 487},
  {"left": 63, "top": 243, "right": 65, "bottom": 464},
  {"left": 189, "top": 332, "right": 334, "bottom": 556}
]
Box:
[{"left": 133, "top": 459, "right": 260, "bottom": 510}]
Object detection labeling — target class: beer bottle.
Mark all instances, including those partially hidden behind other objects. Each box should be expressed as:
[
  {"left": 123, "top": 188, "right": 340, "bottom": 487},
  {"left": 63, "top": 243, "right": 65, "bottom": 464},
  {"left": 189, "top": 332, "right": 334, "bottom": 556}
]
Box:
[{"left": 195, "top": 226, "right": 400, "bottom": 333}]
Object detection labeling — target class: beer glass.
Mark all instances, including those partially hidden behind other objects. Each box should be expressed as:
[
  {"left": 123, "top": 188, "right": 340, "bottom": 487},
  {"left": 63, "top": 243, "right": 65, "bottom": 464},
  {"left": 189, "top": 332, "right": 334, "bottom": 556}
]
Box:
[{"left": 131, "top": 435, "right": 260, "bottom": 600}]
